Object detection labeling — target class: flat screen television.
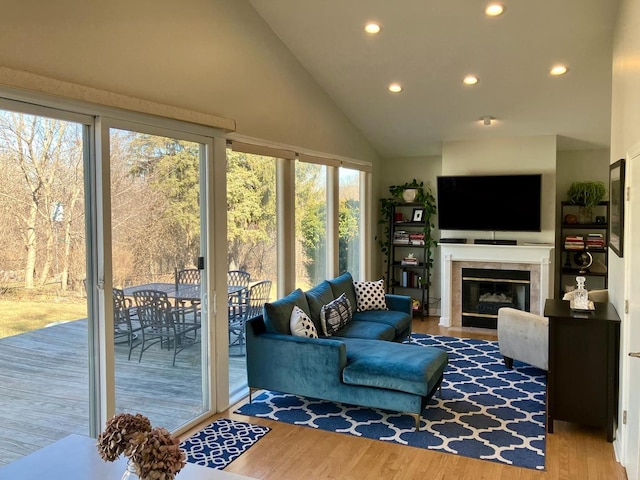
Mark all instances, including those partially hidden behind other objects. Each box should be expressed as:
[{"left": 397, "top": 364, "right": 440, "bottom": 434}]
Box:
[{"left": 437, "top": 174, "right": 542, "bottom": 232}]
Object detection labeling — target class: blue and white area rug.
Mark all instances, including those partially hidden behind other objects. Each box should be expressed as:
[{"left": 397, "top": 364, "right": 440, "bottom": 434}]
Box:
[
  {"left": 236, "top": 334, "right": 546, "bottom": 470},
  {"left": 180, "top": 418, "right": 270, "bottom": 469}
]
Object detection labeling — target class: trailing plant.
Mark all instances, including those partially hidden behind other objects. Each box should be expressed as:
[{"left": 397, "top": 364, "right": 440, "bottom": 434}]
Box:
[
  {"left": 388, "top": 178, "right": 424, "bottom": 199},
  {"left": 378, "top": 180, "right": 438, "bottom": 286},
  {"left": 567, "top": 181, "right": 607, "bottom": 209}
]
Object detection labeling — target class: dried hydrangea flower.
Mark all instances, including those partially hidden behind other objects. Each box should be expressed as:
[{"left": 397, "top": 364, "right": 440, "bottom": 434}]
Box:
[
  {"left": 128, "top": 427, "right": 186, "bottom": 480},
  {"left": 96, "top": 413, "right": 152, "bottom": 462}
]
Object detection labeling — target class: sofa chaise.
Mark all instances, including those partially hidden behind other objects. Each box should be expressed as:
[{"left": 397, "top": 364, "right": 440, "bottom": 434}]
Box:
[{"left": 245, "top": 273, "right": 448, "bottom": 429}]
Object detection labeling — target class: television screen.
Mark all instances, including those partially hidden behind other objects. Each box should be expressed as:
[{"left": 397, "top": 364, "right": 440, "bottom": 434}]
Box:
[{"left": 437, "top": 174, "right": 542, "bottom": 232}]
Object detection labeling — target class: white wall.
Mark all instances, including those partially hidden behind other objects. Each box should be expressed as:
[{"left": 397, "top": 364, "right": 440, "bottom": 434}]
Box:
[
  {"left": 611, "top": 0, "right": 640, "bottom": 471},
  {"left": 441, "top": 136, "right": 557, "bottom": 244},
  {"left": 0, "top": 0, "right": 379, "bottom": 164},
  {"left": 556, "top": 149, "right": 610, "bottom": 201}
]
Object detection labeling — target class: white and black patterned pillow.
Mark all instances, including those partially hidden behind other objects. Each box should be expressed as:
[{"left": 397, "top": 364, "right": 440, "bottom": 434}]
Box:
[
  {"left": 320, "top": 293, "right": 353, "bottom": 336},
  {"left": 289, "top": 305, "right": 318, "bottom": 338},
  {"left": 353, "top": 279, "right": 388, "bottom": 312}
]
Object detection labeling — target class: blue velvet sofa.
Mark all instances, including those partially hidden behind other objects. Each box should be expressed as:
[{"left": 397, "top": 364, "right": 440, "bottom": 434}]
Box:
[{"left": 245, "top": 273, "right": 448, "bottom": 429}]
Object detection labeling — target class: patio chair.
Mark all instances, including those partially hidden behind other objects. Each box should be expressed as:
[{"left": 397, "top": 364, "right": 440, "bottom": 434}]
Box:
[
  {"left": 229, "top": 279, "right": 272, "bottom": 356},
  {"left": 227, "top": 270, "right": 251, "bottom": 325},
  {"left": 176, "top": 268, "right": 200, "bottom": 285},
  {"left": 175, "top": 267, "right": 202, "bottom": 322},
  {"left": 113, "top": 288, "right": 141, "bottom": 361},
  {"left": 133, "top": 289, "right": 200, "bottom": 366},
  {"left": 228, "top": 270, "right": 250, "bottom": 288}
]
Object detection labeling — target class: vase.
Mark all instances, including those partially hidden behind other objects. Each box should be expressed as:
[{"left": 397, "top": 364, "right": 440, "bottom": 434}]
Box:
[
  {"left": 402, "top": 188, "right": 418, "bottom": 202},
  {"left": 121, "top": 459, "right": 140, "bottom": 480},
  {"left": 578, "top": 206, "right": 592, "bottom": 224}
]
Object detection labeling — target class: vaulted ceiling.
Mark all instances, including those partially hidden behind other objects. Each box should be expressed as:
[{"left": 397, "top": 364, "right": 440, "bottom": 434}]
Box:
[{"left": 249, "top": 0, "right": 619, "bottom": 158}]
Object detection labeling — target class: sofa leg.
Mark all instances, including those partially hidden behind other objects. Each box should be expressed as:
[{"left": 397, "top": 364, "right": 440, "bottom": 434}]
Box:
[
  {"left": 249, "top": 387, "right": 257, "bottom": 403},
  {"left": 503, "top": 356, "right": 514, "bottom": 369},
  {"left": 410, "top": 413, "right": 421, "bottom": 431}
]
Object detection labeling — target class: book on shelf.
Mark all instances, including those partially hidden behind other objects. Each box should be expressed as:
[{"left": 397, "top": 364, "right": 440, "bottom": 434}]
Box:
[
  {"left": 400, "top": 270, "right": 423, "bottom": 288},
  {"left": 393, "top": 231, "right": 409, "bottom": 244},
  {"left": 564, "top": 235, "right": 585, "bottom": 249},
  {"left": 408, "top": 232, "right": 426, "bottom": 245}
]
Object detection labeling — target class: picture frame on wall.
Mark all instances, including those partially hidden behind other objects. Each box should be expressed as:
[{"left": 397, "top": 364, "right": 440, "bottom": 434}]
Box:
[
  {"left": 412, "top": 208, "right": 425, "bottom": 222},
  {"left": 609, "top": 158, "right": 625, "bottom": 257}
]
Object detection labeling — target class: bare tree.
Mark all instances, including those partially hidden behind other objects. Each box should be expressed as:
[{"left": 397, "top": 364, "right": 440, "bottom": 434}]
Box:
[{"left": 0, "top": 111, "right": 84, "bottom": 289}]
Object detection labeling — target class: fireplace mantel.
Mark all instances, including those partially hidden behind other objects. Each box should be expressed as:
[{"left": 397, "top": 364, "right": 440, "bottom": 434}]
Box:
[{"left": 439, "top": 243, "right": 554, "bottom": 327}]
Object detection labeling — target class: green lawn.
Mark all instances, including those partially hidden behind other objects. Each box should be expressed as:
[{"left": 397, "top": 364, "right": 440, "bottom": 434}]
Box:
[{"left": 0, "top": 299, "right": 87, "bottom": 339}]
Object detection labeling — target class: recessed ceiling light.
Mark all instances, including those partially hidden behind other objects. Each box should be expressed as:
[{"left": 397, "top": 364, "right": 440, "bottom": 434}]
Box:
[
  {"left": 364, "top": 22, "right": 381, "bottom": 34},
  {"left": 485, "top": 3, "right": 504, "bottom": 16},
  {"left": 388, "top": 83, "right": 403, "bottom": 93},
  {"left": 550, "top": 65, "right": 568, "bottom": 76},
  {"left": 463, "top": 75, "right": 479, "bottom": 85},
  {"left": 482, "top": 116, "right": 494, "bottom": 126}
]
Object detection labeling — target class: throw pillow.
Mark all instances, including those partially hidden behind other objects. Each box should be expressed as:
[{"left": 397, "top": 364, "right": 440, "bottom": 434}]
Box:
[
  {"left": 290, "top": 305, "right": 318, "bottom": 338},
  {"left": 320, "top": 293, "right": 353, "bottom": 336},
  {"left": 353, "top": 279, "right": 388, "bottom": 312}
]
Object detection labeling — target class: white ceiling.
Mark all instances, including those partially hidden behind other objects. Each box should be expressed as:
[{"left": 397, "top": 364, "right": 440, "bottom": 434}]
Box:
[{"left": 249, "top": 0, "right": 619, "bottom": 158}]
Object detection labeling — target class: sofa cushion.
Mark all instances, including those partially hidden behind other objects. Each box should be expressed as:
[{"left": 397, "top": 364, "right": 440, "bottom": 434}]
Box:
[
  {"left": 332, "top": 320, "right": 395, "bottom": 341},
  {"left": 290, "top": 306, "right": 318, "bottom": 338},
  {"left": 353, "top": 279, "right": 388, "bottom": 312},
  {"left": 320, "top": 293, "right": 353, "bottom": 336},
  {"left": 327, "top": 272, "right": 357, "bottom": 315},
  {"left": 352, "top": 309, "right": 412, "bottom": 338},
  {"left": 305, "top": 280, "right": 334, "bottom": 333},
  {"left": 341, "top": 338, "right": 448, "bottom": 397},
  {"left": 264, "top": 288, "right": 311, "bottom": 334}
]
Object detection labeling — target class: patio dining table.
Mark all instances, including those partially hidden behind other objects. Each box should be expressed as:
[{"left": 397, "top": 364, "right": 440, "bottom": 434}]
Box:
[{"left": 122, "top": 283, "right": 247, "bottom": 303}]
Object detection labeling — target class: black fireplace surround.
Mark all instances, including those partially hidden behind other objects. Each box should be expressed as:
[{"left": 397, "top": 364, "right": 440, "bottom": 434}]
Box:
[{"left": 462, "top": 268, "right": 531, "bottom": 329}]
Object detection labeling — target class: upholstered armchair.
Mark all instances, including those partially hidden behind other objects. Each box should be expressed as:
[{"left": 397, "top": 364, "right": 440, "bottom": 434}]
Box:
[
  {"left": 497, "top": 307, "right": 549, "bottom": 371},
  {"left": 498, "top": 289, "right": 608, "bottom": 371}
]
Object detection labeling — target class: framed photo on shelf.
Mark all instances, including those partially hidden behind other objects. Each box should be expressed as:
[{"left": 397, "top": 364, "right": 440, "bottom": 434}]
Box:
[
  {"left": 412, "top": 208, "right": 425, "bottom": 222},
  {"left": 609, "top": 158, "right": 625, "bottom": 257}
]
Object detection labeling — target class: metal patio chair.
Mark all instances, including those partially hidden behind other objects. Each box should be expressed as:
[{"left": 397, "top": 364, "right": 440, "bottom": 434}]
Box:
[
  {"left": 132, "top": 289, "right": 200, "bottom": 366},
  {"left": 229, "top": 279, "right": 271, "bottom": 356},
  {"left": 113, "top": 288, "right": 141, "bottom": 361}
]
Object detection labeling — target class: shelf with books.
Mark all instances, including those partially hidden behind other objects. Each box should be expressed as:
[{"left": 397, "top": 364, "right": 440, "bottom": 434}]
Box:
[
  {"left": 557, "top": 201, "right": 609, "bottom": 296},
  {"left": 386, "top": 203, "right": 433, "bottom": 318}
]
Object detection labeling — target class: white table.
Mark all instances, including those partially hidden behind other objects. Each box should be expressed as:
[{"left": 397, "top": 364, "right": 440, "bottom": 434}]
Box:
[{"left": 0, "top": 434, "right": 257, "bottom": 480}]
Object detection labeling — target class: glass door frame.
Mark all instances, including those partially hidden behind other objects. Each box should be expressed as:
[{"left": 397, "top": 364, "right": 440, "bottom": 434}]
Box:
[
  {"left": 95, "top": 116, "right": 218, "bottom": 433},
  {"left": 0, "top": 96, "right": 100, "bottom": 436}
]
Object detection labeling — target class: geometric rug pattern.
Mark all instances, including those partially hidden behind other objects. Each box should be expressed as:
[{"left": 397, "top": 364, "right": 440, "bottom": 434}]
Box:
[
  {"left": 180, "top": 418, "right": 270, "bottom": 469},
  {"left": 236, "top": 333, "right": 546, "bottom": 470}
]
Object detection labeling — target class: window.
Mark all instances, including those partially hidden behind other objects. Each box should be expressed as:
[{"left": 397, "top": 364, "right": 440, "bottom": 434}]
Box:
[
  {"left": 295, "top": 161, "right": 327, "bottom": 289},
  {"left": 339, "top": 167, "right": 362, "bottom": 280}
]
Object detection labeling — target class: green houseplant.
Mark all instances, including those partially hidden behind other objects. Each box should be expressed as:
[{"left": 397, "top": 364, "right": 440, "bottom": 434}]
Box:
[
  {"left": 567, "top": 181, "right": 607, "bottom": 224},
  {"left": 567, "top": 181, "right": 607, "bottom": 209}
]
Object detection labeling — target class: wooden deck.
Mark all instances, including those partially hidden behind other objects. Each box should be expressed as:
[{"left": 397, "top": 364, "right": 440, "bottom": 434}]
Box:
[{"left": 0, "top": 319, "right": 246, "bottom": 466}]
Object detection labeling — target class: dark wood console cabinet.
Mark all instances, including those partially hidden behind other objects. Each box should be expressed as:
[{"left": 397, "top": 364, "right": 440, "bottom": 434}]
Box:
[{"left": 544, "top": 299, "right": 620, "bottom": 442}]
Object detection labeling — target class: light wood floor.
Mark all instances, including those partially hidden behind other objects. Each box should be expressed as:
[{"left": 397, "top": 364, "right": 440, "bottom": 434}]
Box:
[{"left": 186, "top": 317, "right": 628, "bottom": 480}]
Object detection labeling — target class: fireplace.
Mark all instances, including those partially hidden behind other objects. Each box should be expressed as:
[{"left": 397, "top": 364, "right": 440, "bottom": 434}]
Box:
[
  {"left": 439, "top": 243, "right": 553, "bottom": 328},
  {"left": 461, "top": 268, "right": 531, "bottom": 329}
]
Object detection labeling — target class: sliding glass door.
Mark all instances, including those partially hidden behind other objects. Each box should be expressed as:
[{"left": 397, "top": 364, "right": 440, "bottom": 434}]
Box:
[
  {"left": 0, "top": 105, "right": 92, "bottom": 465},
  {"left": 109, "top": 126, "right": 208, "bottom": 430}
]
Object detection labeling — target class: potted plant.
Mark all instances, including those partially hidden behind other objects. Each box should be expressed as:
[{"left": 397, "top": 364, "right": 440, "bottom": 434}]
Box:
[
  {"left": 567, "top": 181, "right": 607, "bottom": 208},
  {"left": 567, "top": 181, "right": 607, "bottom": 223},
  {"left": 388, "top": 179, "right": 424, "bottom": 203}
]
